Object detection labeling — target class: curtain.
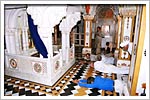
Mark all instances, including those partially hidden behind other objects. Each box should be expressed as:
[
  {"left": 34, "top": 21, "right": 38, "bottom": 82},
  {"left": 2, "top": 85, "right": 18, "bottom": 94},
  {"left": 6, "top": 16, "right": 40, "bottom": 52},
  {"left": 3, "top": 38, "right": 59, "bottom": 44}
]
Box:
[{"left": 27, "top": 13, "right": 48, "bottom": 58}]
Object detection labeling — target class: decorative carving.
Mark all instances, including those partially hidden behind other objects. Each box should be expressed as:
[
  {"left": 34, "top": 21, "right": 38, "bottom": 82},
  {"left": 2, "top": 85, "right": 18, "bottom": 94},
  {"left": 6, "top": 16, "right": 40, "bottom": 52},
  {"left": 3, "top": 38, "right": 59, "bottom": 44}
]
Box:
[
  {"left": 55, "top": 61, "right": 59, "bottom": 71},
  {"left": 83, "top": 15, "right": 94, "bottom": 20},
  {"left": 10, "top": 59, "right": 17, "bottom": 68},
  {"left": 123, "top": 36, "right": 130, "bottom": 41},
  {"left": 60, "top": 12, "right": 80, "bottom": 33},
  {"left": 27, "top": 6, "right": 67, "bottom": 27},
  {"left": 123, "top": 16, "right": 132, "bottom": 42},
  {"left": 33, "top": 63, "right": 42, "bottom": 73},
  {"left": 119, "top": 5, "right": 136, "bottom": 16}
]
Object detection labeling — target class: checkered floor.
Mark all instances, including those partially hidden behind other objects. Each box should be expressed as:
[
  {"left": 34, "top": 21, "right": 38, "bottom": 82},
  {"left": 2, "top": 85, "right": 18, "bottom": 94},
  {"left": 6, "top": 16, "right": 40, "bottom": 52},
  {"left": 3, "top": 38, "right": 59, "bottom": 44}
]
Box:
[
  {"left": 59, "top": 63, "right": 120, "bottom": 96},
  {"left": 4, "top": 60, "right": 126, "bottom": 96}
]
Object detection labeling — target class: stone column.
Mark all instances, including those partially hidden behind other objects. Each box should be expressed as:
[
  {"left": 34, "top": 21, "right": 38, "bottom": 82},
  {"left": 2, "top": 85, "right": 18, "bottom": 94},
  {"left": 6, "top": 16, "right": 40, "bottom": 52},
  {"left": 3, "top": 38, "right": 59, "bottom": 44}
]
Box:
[
  {"left": 22, "top": 12, "right": 29, "bottom": 55},
  {"left": 116, "top": 5, "right": 137, "bottom": 67},
  {"left": 116, "top": 15, "right": 122, "bottom": 49},
  {"left": 13, "top": 29, "right": 20, "bottom": 54},
  {"left": 82, "top": 15, "right": 94, "bottom": 55},
  {"left": 61, "top": 30, "right": 69, "bottom": 64},
  {"left": 22, "top": 27, "right": 29, "bottom": 55},
  {"left": 59, "top": 12, "right": 80, "bottom": 65},
  {"left": 118, "top": 7, "right": 136, "bottom": 60}
]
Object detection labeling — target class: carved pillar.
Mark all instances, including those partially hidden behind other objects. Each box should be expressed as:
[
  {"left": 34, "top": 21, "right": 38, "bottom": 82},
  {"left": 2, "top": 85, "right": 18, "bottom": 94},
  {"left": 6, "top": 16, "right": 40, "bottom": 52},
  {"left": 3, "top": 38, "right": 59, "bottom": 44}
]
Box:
[
  {"left": 14, "top": 29, "right": 20, "bottom": 54},
  {"left": 22, "top": 12, "right": 29, "bottom": 55},
  {"left": 22, "top": 27, "right": 29, "bottom": 54},
  {"left": 61, "top": 30, "right": 70, "bottom": 64},
  {"left": 116, "top": 15, "right": 122, "bottom": 49},
  {"left": 114, "top": 15, "right": 122, "bottom": 59},
  {"left": 119, "top": 11, "right": 136, "bottom": 60},
  {"left": 117, "top": 5, "right": 136, "bottom": 67},
  {"left": 82, "top": 15, "right": 94, "bottom": 55},
  {"left": 60, "top": 12, "right": 80, "bottom": 65}
]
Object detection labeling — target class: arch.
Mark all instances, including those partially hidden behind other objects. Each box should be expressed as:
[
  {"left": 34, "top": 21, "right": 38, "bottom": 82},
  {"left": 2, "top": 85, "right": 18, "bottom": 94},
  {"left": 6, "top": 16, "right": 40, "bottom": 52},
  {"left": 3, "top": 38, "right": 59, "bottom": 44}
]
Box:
[
  {"left": 8, "top": 8, "right": 26, "bottom": 29},
  {"left": 59, "top": 12, "right": 81, "bottom": 34}
]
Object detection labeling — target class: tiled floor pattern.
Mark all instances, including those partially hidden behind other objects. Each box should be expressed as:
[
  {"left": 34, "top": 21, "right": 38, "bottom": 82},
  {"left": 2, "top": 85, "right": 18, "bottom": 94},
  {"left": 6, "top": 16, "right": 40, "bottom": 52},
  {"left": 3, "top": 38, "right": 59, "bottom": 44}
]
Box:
[
  {"left": 4, "top": 61, "right": 120, "bottom": 96},
  {"left": 59, "top": 63, "right": 119, "bottom": 96},
  {"left": 4, "top": 63, "right": 80, "bottom": 96}
]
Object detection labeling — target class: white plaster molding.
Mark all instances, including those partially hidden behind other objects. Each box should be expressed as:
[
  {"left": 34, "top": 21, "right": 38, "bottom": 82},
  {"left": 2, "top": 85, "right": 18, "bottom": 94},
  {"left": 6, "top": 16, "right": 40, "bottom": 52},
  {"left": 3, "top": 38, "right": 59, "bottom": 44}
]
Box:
[
  {"left": 27, "top": 6, "right": 67, "bottom": 29},
  {"left": 41, "top": 6, "right": 67, "bottom": 28},
  {"left": 27, "top": 6, "right": 44, "bottom": 26},
  {"left": 59, "top": 12, "right": 80, "bottom": 33}
]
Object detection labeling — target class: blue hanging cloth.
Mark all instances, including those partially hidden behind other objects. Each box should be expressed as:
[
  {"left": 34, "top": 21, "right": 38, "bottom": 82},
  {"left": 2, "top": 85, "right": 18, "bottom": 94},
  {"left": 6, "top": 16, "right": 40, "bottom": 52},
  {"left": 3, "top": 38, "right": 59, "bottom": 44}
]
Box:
[{"left": 27, "top": 13, "right": 48, "bottom": 58}]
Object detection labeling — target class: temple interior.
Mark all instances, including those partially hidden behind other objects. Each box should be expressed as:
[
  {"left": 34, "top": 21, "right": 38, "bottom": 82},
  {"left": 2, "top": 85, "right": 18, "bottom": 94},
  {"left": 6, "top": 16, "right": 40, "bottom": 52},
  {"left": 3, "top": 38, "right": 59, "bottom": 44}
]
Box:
[{"left": 2, "top": 2, "right": 149, "bottom": 98}]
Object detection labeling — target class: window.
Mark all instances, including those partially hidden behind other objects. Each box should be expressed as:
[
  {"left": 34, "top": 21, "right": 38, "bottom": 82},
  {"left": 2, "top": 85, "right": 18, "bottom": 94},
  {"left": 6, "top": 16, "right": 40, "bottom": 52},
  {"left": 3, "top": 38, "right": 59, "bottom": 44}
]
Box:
[
  {"left": 102, "top": 25, "right": 110, "bottom": 35},
  {"left": 74, "top": 33, "right": 84, "bottom": 46}
]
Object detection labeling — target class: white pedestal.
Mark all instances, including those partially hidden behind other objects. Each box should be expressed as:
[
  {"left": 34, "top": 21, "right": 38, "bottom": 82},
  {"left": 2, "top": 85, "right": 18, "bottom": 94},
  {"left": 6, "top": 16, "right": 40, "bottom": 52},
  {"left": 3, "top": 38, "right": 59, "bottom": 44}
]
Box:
[{"left": 82, "top": 48, "right": 91, "bottom": 58}]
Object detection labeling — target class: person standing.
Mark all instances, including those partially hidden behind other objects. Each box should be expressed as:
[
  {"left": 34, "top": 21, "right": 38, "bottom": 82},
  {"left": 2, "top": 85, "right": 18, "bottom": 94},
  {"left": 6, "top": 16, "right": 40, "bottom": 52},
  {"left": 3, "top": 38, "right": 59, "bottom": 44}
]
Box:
[{"left": 95, "top": 26, "right": 104, "bottom": 55}]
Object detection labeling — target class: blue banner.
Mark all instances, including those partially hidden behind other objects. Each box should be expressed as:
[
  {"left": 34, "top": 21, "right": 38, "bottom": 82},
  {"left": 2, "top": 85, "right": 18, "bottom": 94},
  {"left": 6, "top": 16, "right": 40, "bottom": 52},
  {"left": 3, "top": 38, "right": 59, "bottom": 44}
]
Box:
[{"left": 27, "top": 13, "right": 48, "bottom": 58}]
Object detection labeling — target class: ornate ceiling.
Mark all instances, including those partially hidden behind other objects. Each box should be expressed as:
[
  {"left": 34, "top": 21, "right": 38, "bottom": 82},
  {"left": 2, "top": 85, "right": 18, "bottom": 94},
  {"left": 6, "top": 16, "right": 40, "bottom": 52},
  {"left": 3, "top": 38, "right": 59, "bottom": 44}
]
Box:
[{"left": 95, "top": 5, "right": 119, "bottom": 19}]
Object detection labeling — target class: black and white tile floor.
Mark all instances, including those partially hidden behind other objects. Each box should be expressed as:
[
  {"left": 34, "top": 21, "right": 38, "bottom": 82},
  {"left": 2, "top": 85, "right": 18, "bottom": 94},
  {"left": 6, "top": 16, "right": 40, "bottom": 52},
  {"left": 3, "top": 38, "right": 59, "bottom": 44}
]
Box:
[
  {"left": 4, "top": 63, "right": 80, "bottom": 96},
  {"left": 59, "top": 64, "right": 120, "bottom": 96},
  {"left": 4, "top": 60, "right": 126, "bottom": 96}
]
